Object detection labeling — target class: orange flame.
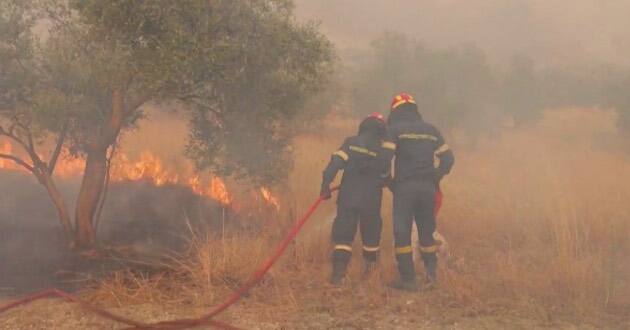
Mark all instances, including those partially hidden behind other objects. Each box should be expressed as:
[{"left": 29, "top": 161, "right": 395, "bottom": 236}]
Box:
[
  {"left": 0, "top": 142, "right": 83, "bottom": 177},
  {"left": 0, "top": 142, "right": 14, "bottom": 170},
  {"left": 110, "top": 152, "right": 179, "bottom": 186},
  {"left": 260, "top": 187, "right": 280, "bottom": 211},
  {"left": 210, "top": 176, "right": 232, "bottom": 206},
  {"left": 0, "top": 142, "right": 285, "bottom": 209},
  {"left": 54, "top": 152, "right": 85, "bottom": 178},
  {"left": 109, "top": 153, "right": 231, "bottom": 206}
]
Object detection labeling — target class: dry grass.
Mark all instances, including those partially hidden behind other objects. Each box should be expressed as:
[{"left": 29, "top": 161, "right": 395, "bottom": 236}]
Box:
[{"left": 87, "top": 108, "right": 630, "bottom": 328}]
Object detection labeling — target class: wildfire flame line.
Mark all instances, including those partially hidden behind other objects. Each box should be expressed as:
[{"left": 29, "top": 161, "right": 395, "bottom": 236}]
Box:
[{"left": 0, "top": 143, "right": 279, "bottom": 209}]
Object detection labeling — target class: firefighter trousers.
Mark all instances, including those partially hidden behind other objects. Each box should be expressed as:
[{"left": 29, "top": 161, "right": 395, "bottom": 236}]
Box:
[
  {"left": 331, "top": 205, "right": 382, "bottom": 274},
  {"left": 392, "top": 181, "right": 438, "bottom": 281}
]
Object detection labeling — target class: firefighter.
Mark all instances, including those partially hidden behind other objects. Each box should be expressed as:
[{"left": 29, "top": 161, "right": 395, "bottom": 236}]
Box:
[
  {"left": 384, "top": 92, "right": 455, "bottom": 291},
  {"left": 320, "top": 112, "right": 389, "bottom": 285}
]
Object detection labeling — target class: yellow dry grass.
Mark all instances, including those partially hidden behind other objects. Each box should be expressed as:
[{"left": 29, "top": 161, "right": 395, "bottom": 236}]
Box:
[{"left": 86, "top": 108, "right": 629, "bottom": 327}]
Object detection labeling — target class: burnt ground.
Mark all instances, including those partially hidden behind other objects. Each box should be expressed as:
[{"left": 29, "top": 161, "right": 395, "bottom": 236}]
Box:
[{"left": 0, "top": 172, "right": 225, "bottom": 296}]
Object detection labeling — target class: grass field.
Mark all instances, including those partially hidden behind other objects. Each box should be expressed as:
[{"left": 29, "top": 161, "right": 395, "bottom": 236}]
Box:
[{"left": 1, "top": 108, "right": 629, "bottom": 329}]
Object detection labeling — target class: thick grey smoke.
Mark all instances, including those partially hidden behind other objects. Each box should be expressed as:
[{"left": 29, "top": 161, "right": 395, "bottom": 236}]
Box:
[
  {"left": 0, "top": 172, "right": 225, "bottom": 295},
  {"left": 295, "top": 0, "right": 630, "bottom": 66}
]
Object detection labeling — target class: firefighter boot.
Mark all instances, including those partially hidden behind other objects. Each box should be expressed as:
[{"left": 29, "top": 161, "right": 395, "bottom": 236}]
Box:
[
  {"left": 330, "top": 250, "right": 351, "bottom": 286},
  {"left": 422, "top": 252, "right": 438, "bottom": 287},
  {"left": 390, "top": 253, "right": 418, "bottom": 292}
]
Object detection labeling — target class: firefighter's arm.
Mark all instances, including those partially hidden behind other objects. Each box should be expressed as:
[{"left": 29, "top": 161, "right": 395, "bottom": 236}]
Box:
[
  {"left": 434, "top": 130, "right": 454, "bottom": 181},
  {"left": 320, "top": 140, "right": 349, "bottom": 199},
  {"left": 380, "top": 129, "right": 397, "bottom": 185}
]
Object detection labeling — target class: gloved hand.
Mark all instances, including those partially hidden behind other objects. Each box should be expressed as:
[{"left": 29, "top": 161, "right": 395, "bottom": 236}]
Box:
[
  {"left": 320, "top": 185, "right": 332, "bottom": 200},
  {"left": 434, "top": 169, "right": 445, "bottom": 187}
]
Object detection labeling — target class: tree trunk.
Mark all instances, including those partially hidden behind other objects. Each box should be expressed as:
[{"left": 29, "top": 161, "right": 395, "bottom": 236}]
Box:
[
  {"left": 74, "top": 146, "right": 107, "bottom": 247},
  {"left": 73, "top": 88, "right": 126, "bottom": 248},
  {"left": 40, "top": 174, "right": 74, "bottom": 242}
]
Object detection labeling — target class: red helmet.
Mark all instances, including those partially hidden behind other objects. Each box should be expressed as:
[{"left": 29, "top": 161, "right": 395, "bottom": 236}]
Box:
[
  {"left": 390, "top": 92, "right": 416, "bottom": 110},
  {"left": 367, "top": 111, "right": 385, "bottom": 124}
]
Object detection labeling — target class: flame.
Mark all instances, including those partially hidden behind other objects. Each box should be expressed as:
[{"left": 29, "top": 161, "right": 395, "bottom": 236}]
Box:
[
  {"left": 0, "top": 142, "right": 14, "bottom": 170},
  {"left": 110, "top": 152, "right": 179, "bottom": 186},
  {"left": 109, "top": 152, "right": 231, "bottom": 206},
  {"left": 260, "top": 187, "right": 280, "bottom": 211},
  {"left": 0, "top": 142, "right": 83, "bottom": 177},
  {"left": 54, "top": 152, "right": 85, "bottom": 178},
  {"left": 0, "top": 142, "right": 283, "bottom": 209},
  {"left": 210, "top": 176, "right": 232, "bottom": 206}
]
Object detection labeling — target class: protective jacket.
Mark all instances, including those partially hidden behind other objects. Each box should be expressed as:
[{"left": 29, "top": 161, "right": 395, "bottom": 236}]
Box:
[
  {"left": 321, "top": 127, "right": 388, "bottom": 213},
  {"left": 384, "top": 108, "right": 454, "bottom": 185}
]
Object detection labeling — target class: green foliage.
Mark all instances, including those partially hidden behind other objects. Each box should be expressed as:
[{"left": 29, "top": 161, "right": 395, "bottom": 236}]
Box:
[
  {"left": 352, "top": 32, "right": 496, "bottom": 139},
  {"left": 538, "top": 64, "right": 630, "bottom": 133},
  {"left": 600, "top": 69, "right": 630, "bottom": 133},
  {"left": 350, "top": 31, "right": 630, "bottom": 139},
  {"left": 176, "top": 1, "right": 334, "bottom": 183},
  {"left": 499, "top": 54, "right": 544, "bottom": 126},
  {"left": 0, "top": 0, "right": 36, "bottom": 111},
  {"left": 350, "top": 31, "right": 499, "bottom": 139},
  {"left": 2, "top": 0, "right": 333, "bottom": 182},
  {"left": 0, "top": 0, "right": 77, "bottom": 145},
  {"left": 68, "top": 0, "right": 334, "bottom": 183}
]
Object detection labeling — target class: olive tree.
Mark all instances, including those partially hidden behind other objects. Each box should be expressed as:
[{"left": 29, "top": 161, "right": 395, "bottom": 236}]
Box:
[{"left": 1, "top": 0, "right": 333, "bottom": 247}]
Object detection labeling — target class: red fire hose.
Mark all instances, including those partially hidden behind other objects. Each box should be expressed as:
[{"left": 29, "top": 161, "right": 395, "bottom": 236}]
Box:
[
  {"left": 434, "top": 188, "right": 443, "bottom": 216},
  {"left": 0, "top": 188, "right": 338, "bottom": 329}
]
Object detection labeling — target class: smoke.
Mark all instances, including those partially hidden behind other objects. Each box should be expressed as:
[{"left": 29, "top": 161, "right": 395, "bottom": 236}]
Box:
[
  {"left": 0, "top": 110, "right": 237, "bottom": 295},
  {"left": 0, "top": 169, "right": 230, "bottom": 294},
  {"left": 294, "top": 0, "right": 630, "bottom": 66}
]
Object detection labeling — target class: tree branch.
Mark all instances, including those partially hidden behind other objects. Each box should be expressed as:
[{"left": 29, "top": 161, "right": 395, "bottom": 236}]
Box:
[
  {"left": 0, "top": 153, "right": 35, "bottom": 173},
  {"left": 14, "top": 121, "right": 45, "bottom": 167},
  {"left": 126, "top": 95, "right": 149, "bottom": 115},
  {"left": 3, "top": 119, "right": 47, "bottom": 174},
  {"left": 0, "top": 124, "right": 32, "bottom": 156},
  {"left": 178, "top": 95, "right": 224, "bottom": 119},
  {"left": 48, "top": 120, "right": 69, "bottom": 176},
  {"left": 15, "top": 121, "right": 36, "bottom": 150}
]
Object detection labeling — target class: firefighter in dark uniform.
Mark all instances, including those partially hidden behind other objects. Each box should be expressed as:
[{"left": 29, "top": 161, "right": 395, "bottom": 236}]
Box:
[
  {"left": 384, "top": 92, "right": 455, "bottom": 291},
  {"left": 320, "top": 113, "right": 389, "bottom": 285}
]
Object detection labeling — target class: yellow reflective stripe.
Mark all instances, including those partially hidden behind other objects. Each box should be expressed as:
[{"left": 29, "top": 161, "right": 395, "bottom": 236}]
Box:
[
  {"left": 363, "top": 246, "right": 380, "bottom": 252},
  {"left": 433, "top": 231, "right": 445, "bottom": 245},
  {"left": 333, "top": 150, "right": 349, "bottom": 161},
  {"left": 334, "top": 244, "right": 353, "bottom": 252},
  {"left": 399, "top": 133, "right": 438, "bottom": 141},
  {"left": 395, "top": 245, "right": 413, "bottom": 254},
  {"left": 349, "top": 145, "right": 377, "bottom": 157},
  {"left": 382, "top": 141, "right": 396, "bottom": 151},
  {"left": 392, "top": 99, "right": 416, "bottom": 109},
  {"left": 419, "top": 245, "right": 439, "bottom": 253},
  {"left": 435, "top": 144, "right": 450, "bottom": 155}
]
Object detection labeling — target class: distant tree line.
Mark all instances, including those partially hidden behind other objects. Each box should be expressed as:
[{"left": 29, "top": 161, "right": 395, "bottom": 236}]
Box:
[{"left": 348, "top": 31, "right": 630, "bottom": 139}]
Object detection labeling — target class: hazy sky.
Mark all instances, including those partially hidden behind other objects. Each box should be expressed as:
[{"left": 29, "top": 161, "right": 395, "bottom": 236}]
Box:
[{"left": 294, "top": 0, "right": 630, "bottom": 67}]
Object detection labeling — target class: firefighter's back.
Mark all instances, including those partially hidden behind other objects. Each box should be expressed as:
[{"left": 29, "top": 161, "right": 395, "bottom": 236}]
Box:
[{"left": 337, "top": 134, "right": 385, "bottom": 211}]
